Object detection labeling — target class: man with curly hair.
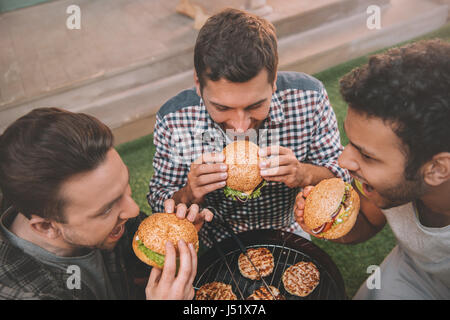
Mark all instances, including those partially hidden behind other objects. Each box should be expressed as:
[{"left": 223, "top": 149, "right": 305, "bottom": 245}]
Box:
[{"left": 295, "top": 39, "right": 450, "bottom": 299}]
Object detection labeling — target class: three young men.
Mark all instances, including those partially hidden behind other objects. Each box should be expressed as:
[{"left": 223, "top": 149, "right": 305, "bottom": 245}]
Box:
[{"left": 1, "top": 8, "right": 448, "bottom": 300}]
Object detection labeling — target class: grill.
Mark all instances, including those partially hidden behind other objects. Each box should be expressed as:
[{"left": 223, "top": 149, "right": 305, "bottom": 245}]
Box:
[{"left": 194, "top": 229, "right": 347, "bottom": 300}]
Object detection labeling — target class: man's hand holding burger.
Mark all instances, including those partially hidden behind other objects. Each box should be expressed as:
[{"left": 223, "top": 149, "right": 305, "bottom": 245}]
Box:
[
  {"left": 259, "top": 146, "right": 306, "bottom": 188},
  {"left": 145, "top": 237, "right": 197, "bottom": 300},
  {"left": 294, "top": 178, "right": 360, "bottom": 240},
  {"left": 294, "top": 186, "right": 316, "bottom": 236},
  {"left": 142, "top": 200, "right": 213, "bottom": 300},
  {"left": 164, "top": 199, "right": 213, "bottom": 232},
  {"left": 173, "top": 152, "right": 227, "bottom": 206},
  {"left": 141, "top": 232, "right": 197, "bottom": 301},
  {"left": 259, "top": 146, "right": 334, "bottom": 188}
]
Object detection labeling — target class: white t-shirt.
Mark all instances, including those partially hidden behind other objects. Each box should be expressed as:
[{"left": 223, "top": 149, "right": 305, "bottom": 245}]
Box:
[
  {"left": 382, "top": 202, "right": 450, "bottom": 287},
  {"left": 354, "top": 201, "right": 450, "bottom": 299}
]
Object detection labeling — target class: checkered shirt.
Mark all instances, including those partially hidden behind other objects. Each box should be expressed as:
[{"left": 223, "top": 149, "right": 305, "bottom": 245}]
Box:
[
  {"left": 0, "top": 206, "right": 149, "bottom": 300},
  {"left": 147, "top": 72, "right": 350, "bottom": 248}
]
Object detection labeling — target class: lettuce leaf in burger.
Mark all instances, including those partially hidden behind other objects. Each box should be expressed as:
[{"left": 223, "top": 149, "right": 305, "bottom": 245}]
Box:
[{"left": 132, "top": 213, "right": 199, "bottom": 268}]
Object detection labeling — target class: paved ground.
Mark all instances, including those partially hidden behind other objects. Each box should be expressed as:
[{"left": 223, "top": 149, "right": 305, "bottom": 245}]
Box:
[
  {"left": 0, "top": 0, "right": 346, "bottom": 109},
  {"left": 1, "top": 0, "right": 446, "bottom": 144},
  {"left": 0, "top": 0, "right": 197, "bottom": 108}
]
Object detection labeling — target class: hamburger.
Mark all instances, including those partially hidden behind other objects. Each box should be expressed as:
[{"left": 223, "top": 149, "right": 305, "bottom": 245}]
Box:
[
  {"left": 303, "top": 178, "right": 360, "bottom": 239},
  {"left": 132, "top": 213, "right": 199, "bottom": 268},
  {"left": 222, "top": 140, "right": 266, "bottom": 202}
]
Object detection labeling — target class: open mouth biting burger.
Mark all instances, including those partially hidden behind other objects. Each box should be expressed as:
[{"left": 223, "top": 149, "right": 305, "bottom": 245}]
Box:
[
  {"left": 303, "top": 178, "right": 360, "bottom": 239},
  {"left": 132, "top": 213, "right": 199, "bottom": 268},
  {"left": 222, "top": 140, "right": 266, "bottom": 202}
]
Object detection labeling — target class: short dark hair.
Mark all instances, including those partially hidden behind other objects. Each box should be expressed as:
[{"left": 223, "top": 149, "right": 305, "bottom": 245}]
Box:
[
  {"left": 0, "top": 108, "right": 114, "bottom": 222},
  {"left": 194, "top": 8, "right": 278, "bottom": 91},
  {"left": 339, "top": 39, "right": 450, "bottom": 180}
]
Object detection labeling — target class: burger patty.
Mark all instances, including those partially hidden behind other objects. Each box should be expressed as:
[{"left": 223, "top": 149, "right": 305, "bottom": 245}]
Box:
[
  {"left": 342, "top": 187, "right": 351, "bottom": 208},
  {"left": 238, "top": 247, "right": 274, "bottom": 280},
  {"left": 195, "top": 282, "right": 237, "bottom": 300},
  {"left": 247, "top": 286, "right": 285, "bottom": 300},
  {"left": 282, "top": 261, "right": 320, "bottom": 297}
]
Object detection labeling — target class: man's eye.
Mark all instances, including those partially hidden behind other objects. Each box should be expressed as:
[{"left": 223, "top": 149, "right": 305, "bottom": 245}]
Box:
[
  {"left": 246, "top": 104, "right": 262, "bottom": 111},
  {"left": 361, "top": 153, "right": 372, "bottom": 161},
  {"left": 216, "top": 106, "right": 229, "bottom": 112},
  {"left": 103, "top": 207, "right": 113, "bottom": 215}
]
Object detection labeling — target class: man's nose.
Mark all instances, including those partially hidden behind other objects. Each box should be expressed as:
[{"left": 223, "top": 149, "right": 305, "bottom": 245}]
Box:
[
  {"left": 230, "top": 110, "right": 251, "bottom": 133},
  {"left": 338, "top": 145, "right": 359, "bottom": 172},
  {"left": 120, "top": 195, "right": 140, "bottom": 220}
]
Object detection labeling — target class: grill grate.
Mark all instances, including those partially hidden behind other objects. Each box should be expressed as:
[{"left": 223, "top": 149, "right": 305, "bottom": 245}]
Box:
[{"left": 194, "top": 229, "right": 346, "bottom": 300}]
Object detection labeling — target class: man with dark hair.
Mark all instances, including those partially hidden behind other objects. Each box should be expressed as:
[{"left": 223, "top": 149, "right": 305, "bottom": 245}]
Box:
[
  {"left": 148, "top": 8, "right": 350, "bottom": 247},
  {"left": 295, "top": 39, "right": 450, "bottom": 299},
  {"left": 0, "top": 107, "right": 208, "bottom": 300}
]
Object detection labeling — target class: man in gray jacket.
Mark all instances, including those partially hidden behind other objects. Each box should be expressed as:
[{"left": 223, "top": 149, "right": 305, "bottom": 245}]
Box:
[{"left": 0, "top": 108, "right": 207, "bottom": 300}]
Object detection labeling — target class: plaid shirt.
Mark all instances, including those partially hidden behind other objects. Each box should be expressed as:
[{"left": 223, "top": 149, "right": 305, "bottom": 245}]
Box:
[
  {"left": 148, "top": 72, "right": 350, "bottom": 247},
  {"left": 0, "top": 206, "right": 149, "bottom": 300}
]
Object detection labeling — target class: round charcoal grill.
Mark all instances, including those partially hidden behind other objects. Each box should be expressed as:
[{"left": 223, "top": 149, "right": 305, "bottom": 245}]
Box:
[{"left": 194, "top": 229, "right": 347, "bottom": 300}]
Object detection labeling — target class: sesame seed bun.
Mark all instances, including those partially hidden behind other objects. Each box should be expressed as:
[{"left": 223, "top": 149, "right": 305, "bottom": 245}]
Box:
[
  {"left": 303, "top": 178, "right": 360, "bottom": 240},
  {"left": 223, "top": 140, "right": 263, "bottom": 195},
  {"left": 132, "top": 232, "right": 160, "bottom": 268},
  {"left": 304, "top": 178, "right": 345, "bottom": 229},
  {"left": 132, "top": 213, "right": 199, "bottom": 267},
  {"left": 319, "top": 188, "right": 359, "bottom": 239}
]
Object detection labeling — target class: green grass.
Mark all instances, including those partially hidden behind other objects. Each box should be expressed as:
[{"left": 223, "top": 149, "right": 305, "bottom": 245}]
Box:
[
  {"left": 116, "top": 22, "right": 450, "bottom": 299},
  {"left": 116, "top": 134, "right": 155, "bottom": 215}
]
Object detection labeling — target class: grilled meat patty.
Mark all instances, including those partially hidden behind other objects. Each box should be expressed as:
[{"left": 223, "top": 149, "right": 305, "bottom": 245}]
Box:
[
  {"left": 195, "top": 282, "right": 237, "bottom": 300},
  {"left": 247, "top": 285, "right": 285, "bottom": 300},
  {"left": 282, "top": 261, "right": 320, "bottom": 297},
  {"left": 238, "top": 247, "right": 274, "bottom": 280}
]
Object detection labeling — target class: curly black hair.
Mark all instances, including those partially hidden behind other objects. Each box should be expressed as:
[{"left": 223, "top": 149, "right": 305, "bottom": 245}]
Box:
[{"left": 339, "top": 39, "right": 450, "bottom": 180}]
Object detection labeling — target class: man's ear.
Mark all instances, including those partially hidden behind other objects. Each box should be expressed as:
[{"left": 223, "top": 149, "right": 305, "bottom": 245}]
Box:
[
  {"left": 272, "top": 73, "right": 278, "bottom": 93},
  {"left": 194, "top": 71, "right": 202, "bottom": 97},
  {"left": 423, "top": 152, "right": 450, "bottom": 186},
  {"left": 28, "top": 215, "right": 61, "bottom": 240}
]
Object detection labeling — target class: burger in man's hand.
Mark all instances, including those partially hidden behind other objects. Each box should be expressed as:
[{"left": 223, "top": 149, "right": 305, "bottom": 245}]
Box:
[
  {"left": 132, "top": 213, "right": 199, "bottom": 268},
  {"left": 302, "top": 178, "right": 360, "bottom": 239},
  {"left": 223, "top": 140, "right": 266, "bottom": 202}
]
